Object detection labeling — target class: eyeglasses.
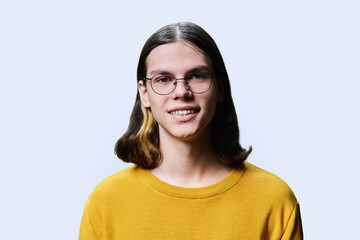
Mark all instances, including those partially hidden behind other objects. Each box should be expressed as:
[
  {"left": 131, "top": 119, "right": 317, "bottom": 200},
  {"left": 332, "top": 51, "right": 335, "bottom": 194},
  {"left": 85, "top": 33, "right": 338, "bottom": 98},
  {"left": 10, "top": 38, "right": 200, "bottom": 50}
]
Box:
[{"left": 143, "top": 73, "right": 215, "bottom": 95}]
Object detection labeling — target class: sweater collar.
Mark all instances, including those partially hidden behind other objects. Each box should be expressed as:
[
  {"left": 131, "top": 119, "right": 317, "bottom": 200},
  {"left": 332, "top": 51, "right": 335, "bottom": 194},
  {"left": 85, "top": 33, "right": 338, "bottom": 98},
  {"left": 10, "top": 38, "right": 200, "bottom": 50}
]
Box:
[{"left": 136, "top": 165, "right": 245, "bottom": 199}]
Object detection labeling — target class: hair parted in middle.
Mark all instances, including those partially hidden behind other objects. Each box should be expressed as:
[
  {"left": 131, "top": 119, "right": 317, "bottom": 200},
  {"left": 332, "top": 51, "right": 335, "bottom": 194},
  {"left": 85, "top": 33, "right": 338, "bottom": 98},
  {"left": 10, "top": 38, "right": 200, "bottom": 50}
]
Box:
[{"left": 115, "top": 22, "right": 252, "bottom": 169}]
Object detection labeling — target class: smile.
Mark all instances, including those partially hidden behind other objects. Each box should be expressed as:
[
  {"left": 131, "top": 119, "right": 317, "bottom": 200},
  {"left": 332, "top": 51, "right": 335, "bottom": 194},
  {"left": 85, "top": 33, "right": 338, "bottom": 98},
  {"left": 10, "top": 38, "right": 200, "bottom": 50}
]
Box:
[{"left": 169, "top": 109, "right": 199, "bottom": 116}]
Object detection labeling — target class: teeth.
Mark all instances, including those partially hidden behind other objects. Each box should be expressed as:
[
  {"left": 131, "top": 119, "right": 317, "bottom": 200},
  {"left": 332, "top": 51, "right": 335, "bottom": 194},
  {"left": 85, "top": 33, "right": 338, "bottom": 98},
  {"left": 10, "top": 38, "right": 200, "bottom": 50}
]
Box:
[{"left": 170, "top": 109, "right": 197, "bottom": 116}]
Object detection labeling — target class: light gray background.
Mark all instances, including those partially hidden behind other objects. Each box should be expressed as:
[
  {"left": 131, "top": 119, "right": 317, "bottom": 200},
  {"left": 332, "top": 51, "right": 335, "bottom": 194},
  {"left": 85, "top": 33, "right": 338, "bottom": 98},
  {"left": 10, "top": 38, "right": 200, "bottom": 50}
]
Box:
[{"left": 1, "top": 0, "right": 359, "bottom": 239}]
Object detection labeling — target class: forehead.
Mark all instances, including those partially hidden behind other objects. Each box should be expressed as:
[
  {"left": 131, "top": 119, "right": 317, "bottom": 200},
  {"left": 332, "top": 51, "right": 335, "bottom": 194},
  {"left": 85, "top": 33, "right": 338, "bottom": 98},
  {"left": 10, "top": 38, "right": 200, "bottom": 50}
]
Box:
[{"left": 146, "top": 41, "right": 213, "bottom": 76}]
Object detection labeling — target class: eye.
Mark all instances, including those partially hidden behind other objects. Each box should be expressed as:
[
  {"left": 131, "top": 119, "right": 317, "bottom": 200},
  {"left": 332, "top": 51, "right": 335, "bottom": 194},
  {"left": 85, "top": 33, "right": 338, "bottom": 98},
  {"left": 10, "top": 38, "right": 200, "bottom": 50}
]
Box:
[
  {"left": 153, "top": 75, "right": 173, "bottom": 83},
  {"left": 187, "top": 73, "right": 208, "bottom": 80},
  {"left": 186, "top": 73, "right": 209, "bottom": 82}
]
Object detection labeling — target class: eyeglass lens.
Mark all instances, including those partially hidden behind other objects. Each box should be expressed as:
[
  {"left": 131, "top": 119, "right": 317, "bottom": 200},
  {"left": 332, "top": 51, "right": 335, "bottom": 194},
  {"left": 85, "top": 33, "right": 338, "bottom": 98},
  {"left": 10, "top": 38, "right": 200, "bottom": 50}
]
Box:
[{"left": 150, "top": 73, "right": 212, "bottom": 95}]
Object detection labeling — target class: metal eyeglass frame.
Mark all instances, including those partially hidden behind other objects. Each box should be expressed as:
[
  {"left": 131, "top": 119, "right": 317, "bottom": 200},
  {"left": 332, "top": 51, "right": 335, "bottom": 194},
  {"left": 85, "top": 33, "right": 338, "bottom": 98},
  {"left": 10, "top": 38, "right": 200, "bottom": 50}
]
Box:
[{"left": 142, "top": 74, "right": 216, "bottom": 95}]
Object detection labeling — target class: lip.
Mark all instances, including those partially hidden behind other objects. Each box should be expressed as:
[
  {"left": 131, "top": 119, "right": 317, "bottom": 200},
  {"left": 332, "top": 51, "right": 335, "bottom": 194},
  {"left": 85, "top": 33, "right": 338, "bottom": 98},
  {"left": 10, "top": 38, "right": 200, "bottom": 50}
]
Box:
[
  {"left": 167, "top": 106, "right": 200, "bottom": 122},
  {"left": 167, "top": 106, "right": 200, "bottom": 113}
]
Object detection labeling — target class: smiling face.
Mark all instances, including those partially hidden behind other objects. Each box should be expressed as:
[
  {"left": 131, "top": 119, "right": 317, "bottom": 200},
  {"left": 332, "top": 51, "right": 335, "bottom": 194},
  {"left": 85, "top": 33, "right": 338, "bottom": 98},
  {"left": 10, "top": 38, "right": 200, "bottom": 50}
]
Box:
[{"left": 138, "top": 41, "right": 222, "bottom": 142}]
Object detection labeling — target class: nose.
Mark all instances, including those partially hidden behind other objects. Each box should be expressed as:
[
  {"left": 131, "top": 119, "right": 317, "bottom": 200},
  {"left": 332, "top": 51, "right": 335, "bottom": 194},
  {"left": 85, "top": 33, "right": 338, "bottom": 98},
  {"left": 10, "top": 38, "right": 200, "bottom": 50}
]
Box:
[{"left": 171, "top": 79, "right": 193, "bottom": 99}]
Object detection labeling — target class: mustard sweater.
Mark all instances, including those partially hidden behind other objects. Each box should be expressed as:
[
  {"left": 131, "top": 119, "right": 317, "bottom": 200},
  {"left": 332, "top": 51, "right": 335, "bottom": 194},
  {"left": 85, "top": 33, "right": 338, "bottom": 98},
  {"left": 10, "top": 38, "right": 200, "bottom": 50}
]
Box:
[{"left": 79, "top": 162, "right": 303, "bottom": 239}]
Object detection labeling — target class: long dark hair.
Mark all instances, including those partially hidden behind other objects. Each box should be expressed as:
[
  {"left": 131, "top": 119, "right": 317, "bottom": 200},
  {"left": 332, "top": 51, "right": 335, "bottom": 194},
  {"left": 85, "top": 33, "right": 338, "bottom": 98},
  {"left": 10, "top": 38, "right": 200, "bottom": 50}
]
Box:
[{"left": 115, "top": 22, "right": 252, "bottom": 169}]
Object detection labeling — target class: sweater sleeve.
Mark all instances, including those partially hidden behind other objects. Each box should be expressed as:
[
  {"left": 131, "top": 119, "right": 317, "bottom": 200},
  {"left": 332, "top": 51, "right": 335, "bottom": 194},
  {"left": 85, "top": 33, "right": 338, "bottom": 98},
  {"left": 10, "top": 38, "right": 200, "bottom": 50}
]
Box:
[
  {"left": 281, "top": 203, "right": 303, "bottom": 240},
  {"left": 79, "top": 203, "right": 100, "bottom": 240}
]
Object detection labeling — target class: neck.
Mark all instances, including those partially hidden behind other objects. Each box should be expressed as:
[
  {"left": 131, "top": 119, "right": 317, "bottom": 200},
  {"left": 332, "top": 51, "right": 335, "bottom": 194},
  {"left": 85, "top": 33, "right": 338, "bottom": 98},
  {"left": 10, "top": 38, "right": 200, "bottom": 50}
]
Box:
[{"left": 151, "top": 127, "right": 232, "bottom": 188}]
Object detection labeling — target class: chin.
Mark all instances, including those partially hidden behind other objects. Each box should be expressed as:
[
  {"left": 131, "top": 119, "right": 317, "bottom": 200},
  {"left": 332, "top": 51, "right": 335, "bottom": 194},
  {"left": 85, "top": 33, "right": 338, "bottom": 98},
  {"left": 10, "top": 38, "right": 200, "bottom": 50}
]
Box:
[
  {"left": 172, "top": 131, "right": 197, "bottom": 140},
  {"left": 159, "top": 123, "right": 209, "bottom": 141},
  {"left": 172, "top": 127, "right": 208, "bottom": 142}
]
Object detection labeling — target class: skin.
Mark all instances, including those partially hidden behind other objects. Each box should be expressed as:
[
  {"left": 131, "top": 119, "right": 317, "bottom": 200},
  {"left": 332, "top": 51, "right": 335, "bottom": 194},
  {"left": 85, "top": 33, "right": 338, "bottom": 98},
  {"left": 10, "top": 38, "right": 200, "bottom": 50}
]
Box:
[{"left": 138, "top": 41, "right": 231, "bottom": 188}]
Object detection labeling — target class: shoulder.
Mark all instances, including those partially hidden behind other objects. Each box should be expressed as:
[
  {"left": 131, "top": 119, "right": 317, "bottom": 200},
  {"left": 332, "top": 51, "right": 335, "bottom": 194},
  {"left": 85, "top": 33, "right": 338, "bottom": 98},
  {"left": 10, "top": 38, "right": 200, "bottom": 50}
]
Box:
[
  {"left": 239, "top": 162, "right": 303, "bottom": 237},
  {"left": 241, "top": 161, "right": 298, "bottom": 205},
  {"left": 95, "top": 164, "right": 138, "bottom": 187},
  {"left": 86, "top": 164, "right": 140, "bottom": 205}
]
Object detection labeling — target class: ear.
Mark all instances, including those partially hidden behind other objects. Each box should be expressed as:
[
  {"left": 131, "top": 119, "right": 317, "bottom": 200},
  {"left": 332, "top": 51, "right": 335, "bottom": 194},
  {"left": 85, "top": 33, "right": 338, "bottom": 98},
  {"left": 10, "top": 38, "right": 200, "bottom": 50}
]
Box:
[
  {"left": 216, "top": 79, "right": 225, "bottom": 102},
  {"left": 138, "top": 80, "right": 151, "bottom": 108}
]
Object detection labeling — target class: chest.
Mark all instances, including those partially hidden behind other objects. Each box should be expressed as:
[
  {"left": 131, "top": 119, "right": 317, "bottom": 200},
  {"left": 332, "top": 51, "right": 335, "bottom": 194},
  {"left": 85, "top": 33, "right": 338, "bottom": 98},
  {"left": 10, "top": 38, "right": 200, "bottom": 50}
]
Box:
[{"left": 101, "top": 195, "right": 280, "bottom": 240}]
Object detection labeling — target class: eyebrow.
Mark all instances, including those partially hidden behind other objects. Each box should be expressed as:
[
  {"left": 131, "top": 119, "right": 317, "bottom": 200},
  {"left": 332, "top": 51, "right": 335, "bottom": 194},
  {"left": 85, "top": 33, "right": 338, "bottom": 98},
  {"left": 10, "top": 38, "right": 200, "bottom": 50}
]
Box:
[{"left": 149, "top": 65, "right": 212, "bottom": 76}]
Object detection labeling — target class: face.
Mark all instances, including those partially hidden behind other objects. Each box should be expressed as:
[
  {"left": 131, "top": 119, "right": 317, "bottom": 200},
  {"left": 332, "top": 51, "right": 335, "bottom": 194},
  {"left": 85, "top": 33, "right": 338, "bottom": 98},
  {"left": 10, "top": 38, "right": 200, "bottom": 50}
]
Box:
[{"left": 138, "top": 41, "right": 222, "bottom": 142}]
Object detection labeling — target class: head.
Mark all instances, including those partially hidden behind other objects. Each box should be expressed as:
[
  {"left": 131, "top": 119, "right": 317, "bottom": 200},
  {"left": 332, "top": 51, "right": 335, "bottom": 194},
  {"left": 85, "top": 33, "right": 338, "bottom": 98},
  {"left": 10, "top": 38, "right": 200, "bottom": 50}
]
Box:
[{"left": 115, "top": 22, "right": 251, "bottom": 169}]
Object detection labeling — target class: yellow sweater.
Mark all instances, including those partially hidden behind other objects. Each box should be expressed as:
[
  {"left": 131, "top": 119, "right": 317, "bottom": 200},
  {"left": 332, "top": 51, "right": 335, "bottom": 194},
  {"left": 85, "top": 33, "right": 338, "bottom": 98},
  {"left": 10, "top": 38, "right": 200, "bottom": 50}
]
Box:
[{"left": 79, "top": 162, "right": 303, "bottom": 239}]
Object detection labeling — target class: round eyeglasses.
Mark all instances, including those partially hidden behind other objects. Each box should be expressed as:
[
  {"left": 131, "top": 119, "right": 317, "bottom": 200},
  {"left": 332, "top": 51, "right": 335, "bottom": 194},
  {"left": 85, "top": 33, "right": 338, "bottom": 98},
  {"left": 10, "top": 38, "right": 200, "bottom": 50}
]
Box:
[{"left": 142, "top": 73, "right": 215, "bottom": 95}]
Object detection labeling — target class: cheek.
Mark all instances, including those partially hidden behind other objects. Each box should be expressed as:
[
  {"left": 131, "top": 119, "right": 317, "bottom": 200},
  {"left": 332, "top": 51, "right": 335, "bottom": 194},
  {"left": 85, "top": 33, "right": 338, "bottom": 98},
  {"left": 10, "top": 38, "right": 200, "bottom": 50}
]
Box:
[
  {"left": 203, "top": 94, "right": 218, "bottom": 122},
  {"left": 209, "top": 100, "right": 218, "bottom": 119},
  {"left": 147, "top": 98, "right": 165, "bottom": 122},
  {"left": 209, "top": 88, "right": 219, "bottom": 111},
  {"left": 151, "top": 110, "right": 162, "bottom": 124}
]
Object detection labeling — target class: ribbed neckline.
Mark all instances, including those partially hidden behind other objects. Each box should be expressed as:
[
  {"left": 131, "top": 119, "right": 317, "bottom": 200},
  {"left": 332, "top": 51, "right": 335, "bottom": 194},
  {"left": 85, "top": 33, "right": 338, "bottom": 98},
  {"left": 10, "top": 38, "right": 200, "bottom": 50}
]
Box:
[{"left": 136, "top": 166, "right": 245, "bottom": 199}]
